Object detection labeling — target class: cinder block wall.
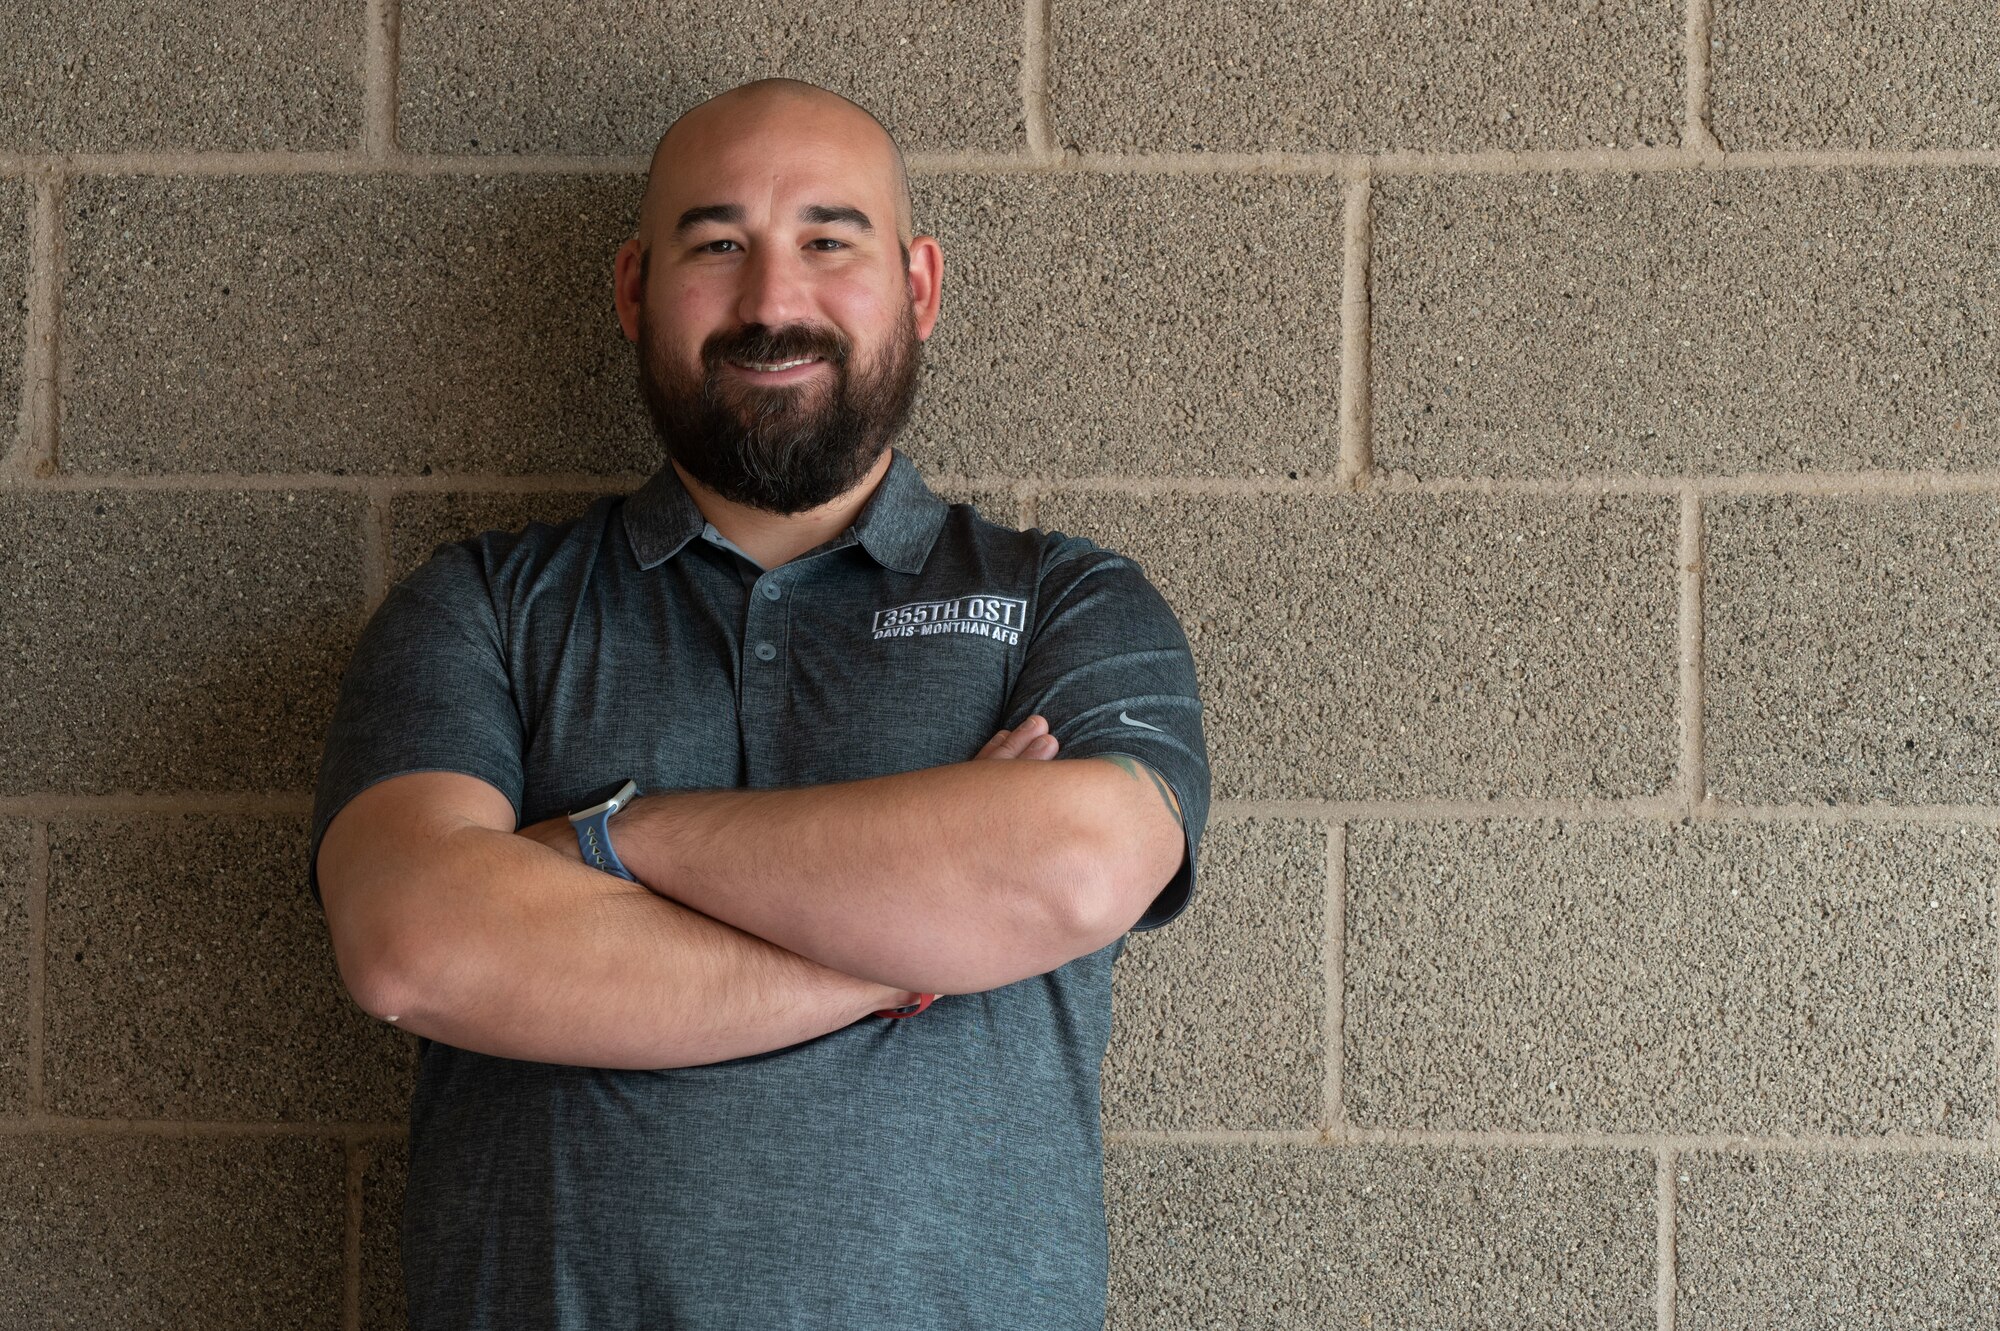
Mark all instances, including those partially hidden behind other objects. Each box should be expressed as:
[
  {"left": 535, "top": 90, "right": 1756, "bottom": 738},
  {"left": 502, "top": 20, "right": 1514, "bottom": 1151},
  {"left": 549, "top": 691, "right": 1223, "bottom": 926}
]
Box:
[{"left": 2, "top": 3, "right": 1996, "bottom": 1326}]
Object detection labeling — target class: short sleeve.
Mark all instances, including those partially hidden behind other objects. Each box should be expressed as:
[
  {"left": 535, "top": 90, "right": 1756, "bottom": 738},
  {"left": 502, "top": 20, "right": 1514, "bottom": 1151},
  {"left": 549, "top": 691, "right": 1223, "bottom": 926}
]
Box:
[
  {"left": 307, "top": 548, "right": 526, "bottom": 912},
  {"left": 1004, "top": 533, "right": 1210, "bottom": 932}
]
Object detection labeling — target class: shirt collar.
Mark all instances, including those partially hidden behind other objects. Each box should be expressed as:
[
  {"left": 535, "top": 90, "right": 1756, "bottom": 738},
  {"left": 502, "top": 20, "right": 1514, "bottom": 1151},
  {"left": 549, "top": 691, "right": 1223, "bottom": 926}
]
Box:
[
  {"left": 847, "top": 448, "right": 950, "bottom": 574},
  {"left": 622, "top": 447, "right": 948, "bottom": 575}
]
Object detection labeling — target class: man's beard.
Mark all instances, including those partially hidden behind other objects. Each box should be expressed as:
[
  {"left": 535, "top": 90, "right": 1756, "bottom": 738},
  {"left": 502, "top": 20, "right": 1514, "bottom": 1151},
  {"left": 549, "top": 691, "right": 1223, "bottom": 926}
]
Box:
[{"left": 635, "top": 300, "right": 922, "bottom": 514}]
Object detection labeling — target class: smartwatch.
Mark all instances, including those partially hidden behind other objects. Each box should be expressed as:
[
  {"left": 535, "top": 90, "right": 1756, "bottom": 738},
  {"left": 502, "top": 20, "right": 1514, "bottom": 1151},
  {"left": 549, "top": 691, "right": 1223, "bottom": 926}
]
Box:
[{"left": 568, "top": 778, "right": 641, "bottom": 881}]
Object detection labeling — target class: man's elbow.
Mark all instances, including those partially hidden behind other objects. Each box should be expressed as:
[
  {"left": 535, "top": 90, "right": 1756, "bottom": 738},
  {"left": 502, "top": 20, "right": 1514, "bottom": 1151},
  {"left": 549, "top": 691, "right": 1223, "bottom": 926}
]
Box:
[
  {"left": 340, "top": 917, "right": 426, "bottom": 1027},
  {"left": 317, "top": 873, "right": 418, "bottom": 1025},
  {"left": 1053, "top": 818, "right": 1184, "bottom": 952}
]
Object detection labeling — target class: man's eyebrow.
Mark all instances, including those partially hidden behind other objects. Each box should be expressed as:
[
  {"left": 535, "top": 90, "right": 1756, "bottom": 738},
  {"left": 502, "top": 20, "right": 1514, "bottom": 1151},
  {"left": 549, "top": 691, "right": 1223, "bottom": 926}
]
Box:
[
  {"left": 672, "top": 204, "right": 743, "bottom": 236},
  {"left": 800, "top": 204, "right": 873, "bottom": 232},
  {"left": 670, "top": 202, "right": 875, "bottom": 237}
]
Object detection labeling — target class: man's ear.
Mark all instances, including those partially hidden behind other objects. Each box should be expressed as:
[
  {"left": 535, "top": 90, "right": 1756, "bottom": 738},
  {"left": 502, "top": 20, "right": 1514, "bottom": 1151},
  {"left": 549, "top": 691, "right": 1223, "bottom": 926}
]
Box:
[
  {"left": 612, "top": 235, "right": 645, "bottom": 343},
  {"left": 907, "top": 234, "right": 943, "bottom": 341}
]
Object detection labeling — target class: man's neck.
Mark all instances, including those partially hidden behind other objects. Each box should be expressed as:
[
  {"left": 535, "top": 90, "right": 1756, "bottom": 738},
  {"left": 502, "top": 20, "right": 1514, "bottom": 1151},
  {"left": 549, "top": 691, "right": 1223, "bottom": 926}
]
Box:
[{"left": 670, "top": 448, "right": 894, "bottom": 570}]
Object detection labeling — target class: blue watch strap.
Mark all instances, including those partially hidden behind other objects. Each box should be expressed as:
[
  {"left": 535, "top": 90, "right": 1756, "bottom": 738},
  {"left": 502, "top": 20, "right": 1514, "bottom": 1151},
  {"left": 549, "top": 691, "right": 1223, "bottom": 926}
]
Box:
[{"left": 568, "top": 778, "right": 640, "bottom": 881}]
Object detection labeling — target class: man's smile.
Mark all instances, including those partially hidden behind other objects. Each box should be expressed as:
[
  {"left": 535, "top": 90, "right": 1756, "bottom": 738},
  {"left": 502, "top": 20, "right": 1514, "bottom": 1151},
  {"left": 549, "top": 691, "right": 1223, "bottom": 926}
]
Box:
[{"left": 722, "top": 355, "right": 829, "bottom": 382}]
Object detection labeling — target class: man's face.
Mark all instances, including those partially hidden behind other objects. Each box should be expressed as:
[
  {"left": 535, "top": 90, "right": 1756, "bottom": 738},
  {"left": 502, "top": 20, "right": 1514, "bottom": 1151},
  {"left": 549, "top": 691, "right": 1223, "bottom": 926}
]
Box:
[{"left": 624, "top": 106, "right": 933, "bottom": 514}]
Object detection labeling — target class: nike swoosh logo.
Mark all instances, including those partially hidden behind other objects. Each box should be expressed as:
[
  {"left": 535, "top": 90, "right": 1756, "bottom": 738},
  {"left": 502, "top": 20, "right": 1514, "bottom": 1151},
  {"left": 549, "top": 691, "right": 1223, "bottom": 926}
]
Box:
[{"left": 1119, "top": 711, "right": 1165, "bottom": 732}]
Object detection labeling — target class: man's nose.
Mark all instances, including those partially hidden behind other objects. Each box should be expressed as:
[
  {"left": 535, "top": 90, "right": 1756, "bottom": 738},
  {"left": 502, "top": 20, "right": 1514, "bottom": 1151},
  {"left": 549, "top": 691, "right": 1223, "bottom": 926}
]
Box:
[{"left": 734, "top": 246, "right": 811, "bottom": 329}]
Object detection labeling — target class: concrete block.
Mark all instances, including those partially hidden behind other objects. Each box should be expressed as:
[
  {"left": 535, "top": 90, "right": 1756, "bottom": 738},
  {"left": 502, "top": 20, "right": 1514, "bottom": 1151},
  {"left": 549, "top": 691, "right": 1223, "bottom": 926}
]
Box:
[
  {"left": 1706, "top": 494, "right": 2000, "bottom": 804},
  {"left": 0, "top": 1132, "right": 344, "bottom": 1323},
  {"left": 361, "top": 1138, "right": 407, "bottom": 1331},
  {"left": 1036, "top": 491, "right": 1679, "bottom": 800},
  {"left": 1345, "top": 819, "right": 1997, "bottom": 1136},
  {"left": 62, "top": 174, "right": 655, "bottom": 476},
  {"left": 1711, "top": 1, "right": 2000, "bottom": 150},
  {"left": 389, "top": 488, "right": 619, "bottom": 585},
  {"left": 1678, "top": 1149, "right": 2000, "bottom": 1327},
  {"left": 903, "top": 174, "right": 1346, "bottom": 480},
  {"left": 1373, "top": 168, "right": 2000, "bottom": 476},
  {"left": 0, "top": 181, "right": 25, "bottom": 457},
  {"left": 1104, "top": 818, "right": 1326, "bottom": 1132},
  {"left": 1106, "top": 1141, "right": 1656, "bottom": 1329},
  {"left": 0, "top": 488, "right": 365, "bottom": 794},
  {"left": 1049, "top": 0, "right": 1682, "bottom": 154},
  {"left": 399, "top": 0, "right": 1023, "bottom": 154},
  {"left": 44, "top": 815, "right": 412, "bottom": 1120},
  {"left": 0, "top": 3, "right": 361, "bottom": 153},
  {"left": 0, "top": 821, "right": 29, "bottom": 1116}
]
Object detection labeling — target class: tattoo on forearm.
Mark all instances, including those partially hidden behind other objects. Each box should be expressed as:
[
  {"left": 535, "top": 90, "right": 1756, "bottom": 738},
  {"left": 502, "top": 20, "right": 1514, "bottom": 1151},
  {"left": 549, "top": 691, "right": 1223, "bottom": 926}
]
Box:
[{"left": 1097, "top": 755, "right": 1182, "bottom": 823}]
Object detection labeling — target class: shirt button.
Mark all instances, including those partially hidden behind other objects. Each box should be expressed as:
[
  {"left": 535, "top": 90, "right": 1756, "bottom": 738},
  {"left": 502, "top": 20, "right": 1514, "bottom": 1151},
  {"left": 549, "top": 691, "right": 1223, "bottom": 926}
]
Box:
[
  {"left": 762, "top": 582, "right": 782, "bottom": 601},
  {"left": 754, "top": 641, "right": 777, "bottom": 662}
]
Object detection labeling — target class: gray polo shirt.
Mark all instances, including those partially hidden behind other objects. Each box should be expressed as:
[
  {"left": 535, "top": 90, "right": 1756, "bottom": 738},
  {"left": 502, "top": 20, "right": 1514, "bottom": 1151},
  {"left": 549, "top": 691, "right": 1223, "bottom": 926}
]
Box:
[{"left": 308, "top": 447, "right": 1209, "bottom": 1330}]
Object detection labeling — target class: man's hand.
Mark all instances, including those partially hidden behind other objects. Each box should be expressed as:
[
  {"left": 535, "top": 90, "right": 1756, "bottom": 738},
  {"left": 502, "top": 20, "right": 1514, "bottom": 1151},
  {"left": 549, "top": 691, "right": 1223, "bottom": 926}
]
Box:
[
  {"left": 515, "top": 715, "right": 1061, "bottom": 855},
  {"left": 971, "top": 713, "right": 1060, "bottom": 762}
]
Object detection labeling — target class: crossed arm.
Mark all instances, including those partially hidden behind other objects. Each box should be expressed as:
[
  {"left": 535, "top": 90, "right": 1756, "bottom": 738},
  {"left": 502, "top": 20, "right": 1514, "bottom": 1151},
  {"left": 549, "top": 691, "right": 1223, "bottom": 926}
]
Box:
[
  {"left": 335, "top": 717, "right": 1185, "bottom": 1068},
  {"left": 515, "top": 716, "right": 1186, "bottom": 995}
]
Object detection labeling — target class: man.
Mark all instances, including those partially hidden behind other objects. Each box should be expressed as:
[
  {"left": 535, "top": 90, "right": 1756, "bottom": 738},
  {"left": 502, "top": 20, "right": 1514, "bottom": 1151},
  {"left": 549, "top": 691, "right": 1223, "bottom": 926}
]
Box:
[{"left": 309, "top": 77, "right": 1208, "bottom": 1329}]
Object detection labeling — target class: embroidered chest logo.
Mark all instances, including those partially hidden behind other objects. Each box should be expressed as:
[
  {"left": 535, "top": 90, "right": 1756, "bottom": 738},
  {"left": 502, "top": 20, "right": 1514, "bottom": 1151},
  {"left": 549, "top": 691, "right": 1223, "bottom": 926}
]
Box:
[{"left": 871, "top": 594, "right": 1028, "bottom": 645}]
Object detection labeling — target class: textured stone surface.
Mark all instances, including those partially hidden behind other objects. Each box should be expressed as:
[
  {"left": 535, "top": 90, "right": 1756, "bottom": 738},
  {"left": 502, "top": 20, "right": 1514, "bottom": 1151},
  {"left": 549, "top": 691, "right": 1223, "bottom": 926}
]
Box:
[
  {"left": 0, "top": 3, "right": 360, "bottom": 153},
  {"left": 0, "top": 1132, "right": 345, "bottom": 1327},
  {"left": 1679, "top": 1150, "right": 2000, "bottom": 1327},
  {"left": 1106, "top": 1142, "right": 1656, "bottom": 1329},
  {"left": 1345, "top": 820, "right": 1997, "bottom": 1136},
  {"left": 0, "top": 181, "right": 26, "bottom": 461},
  {"left": 43, "top": 815, "right": 412, "bottom": 1120},
  {"left": 1036, "top": 491, "right": 1679, "bottom": 800},
  {"left": 399, "top": 0, "right": 1023, "bottom": 154},
  {"left": 361, "top": 1137, "right": 408, "bottom": 1331},
  {"left": 1050, "top": 0, "right": 1682, "bottom": 154},
  {"left": 1373, "top": 168, "right": 2000, "bottom": 477},
  {"left": 1706, "top": 494, "right": 2000, "bottom": 804},
  {"left": 0, "top": 488, "right": 364, "bottom": 794},
  {"left": 62, "top": 174, "right": 654, "bottom": 476},
  {"left": 1711, "top": 0, "right": 2000, "bottom": 150},
  {"left": 0, "top": 821, "right": 29, "bottom": 1116},
  {"left": 902, "top": 174, "right": 1345, "bottom": 479},
  {"left": 1103, "top": 818, "right": 1326, "bottom": 1131}
]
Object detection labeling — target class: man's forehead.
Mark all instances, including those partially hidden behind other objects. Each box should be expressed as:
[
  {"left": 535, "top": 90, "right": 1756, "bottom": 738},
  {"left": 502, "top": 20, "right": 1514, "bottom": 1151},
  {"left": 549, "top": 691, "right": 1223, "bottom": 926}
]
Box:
[
  {"left": 645, "top": 155, "right": 901, "bottom": 248},
  {"left": 640, "top": 84, "right": 910, "bottom": 241}
]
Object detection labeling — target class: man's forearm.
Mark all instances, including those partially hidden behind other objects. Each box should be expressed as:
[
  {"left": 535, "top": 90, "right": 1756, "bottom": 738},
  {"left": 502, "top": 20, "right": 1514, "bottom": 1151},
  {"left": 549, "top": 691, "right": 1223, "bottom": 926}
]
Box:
[
  {"left": 375, "top": 824, "right": 912, "bottom": 1069},
  {"left": 613, "top": 756, "right": 1183, "bottom": 995}
]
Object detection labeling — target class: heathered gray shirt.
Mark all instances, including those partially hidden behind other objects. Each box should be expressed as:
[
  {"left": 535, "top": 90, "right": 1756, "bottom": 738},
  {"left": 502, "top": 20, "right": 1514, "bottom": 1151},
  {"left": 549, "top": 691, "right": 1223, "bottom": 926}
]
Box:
[{"left": 308, "top": 447, "right": 1210, "bottom": 1330}]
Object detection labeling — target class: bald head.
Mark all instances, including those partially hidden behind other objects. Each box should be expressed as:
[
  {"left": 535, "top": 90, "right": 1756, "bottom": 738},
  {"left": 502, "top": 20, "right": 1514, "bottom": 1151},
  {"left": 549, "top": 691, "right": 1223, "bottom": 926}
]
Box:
[{"left": 637, "top": 79, "right": 913, "bottom": 255}]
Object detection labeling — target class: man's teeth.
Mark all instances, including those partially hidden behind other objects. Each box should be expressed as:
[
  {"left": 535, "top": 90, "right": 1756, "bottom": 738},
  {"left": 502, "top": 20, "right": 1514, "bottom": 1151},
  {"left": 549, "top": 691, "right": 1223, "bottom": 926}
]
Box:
[{"left": 736, "top": 357, "right": 819, "bottom": 371}]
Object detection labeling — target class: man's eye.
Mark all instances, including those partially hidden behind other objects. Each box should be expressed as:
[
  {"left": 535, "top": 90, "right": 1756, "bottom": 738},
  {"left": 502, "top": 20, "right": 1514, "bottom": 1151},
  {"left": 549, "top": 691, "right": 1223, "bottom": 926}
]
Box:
[
  {"left": 699, "top": 239, "right": 739, "bottom": 253},
  {"left": 809, "top": 238, "right": 846, "bottom": 251}
]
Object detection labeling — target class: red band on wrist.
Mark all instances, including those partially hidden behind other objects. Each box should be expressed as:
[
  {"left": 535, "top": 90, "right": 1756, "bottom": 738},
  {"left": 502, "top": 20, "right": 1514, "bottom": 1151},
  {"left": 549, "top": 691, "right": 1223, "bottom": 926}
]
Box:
[{"left": 873, "top": 993, "right": 937, "bottom": 1019}]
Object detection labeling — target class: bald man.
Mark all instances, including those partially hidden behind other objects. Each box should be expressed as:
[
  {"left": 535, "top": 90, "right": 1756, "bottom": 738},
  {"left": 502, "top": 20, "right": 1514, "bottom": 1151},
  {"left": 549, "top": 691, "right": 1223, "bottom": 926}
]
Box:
[{"left": 311, "top": 78, "right": 1211, "bottom": 1330}]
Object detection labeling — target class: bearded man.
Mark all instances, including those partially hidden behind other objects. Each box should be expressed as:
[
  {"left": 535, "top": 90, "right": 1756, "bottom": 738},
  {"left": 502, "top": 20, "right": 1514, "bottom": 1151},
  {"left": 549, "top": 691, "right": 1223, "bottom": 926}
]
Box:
[{"left": 310, "top": 77, "right": 1208, "bottom": 1331}]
